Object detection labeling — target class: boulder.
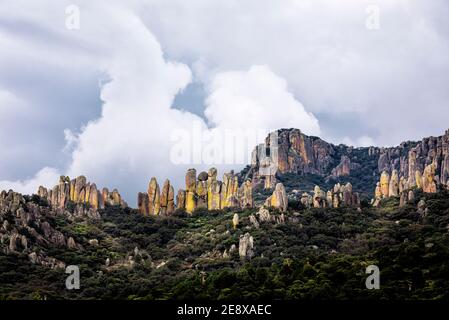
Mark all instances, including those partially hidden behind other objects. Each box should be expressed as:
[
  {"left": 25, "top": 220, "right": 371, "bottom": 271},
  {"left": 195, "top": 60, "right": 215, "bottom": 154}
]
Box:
[
  {"left": 232, "top": 213, "right": 239, "bottom": 229},
  {"left": 238, "top": 233, "right": 254, "bottom": 260},
  {"left": 269, "top": 183, "right": 288, "bottom": 212}
]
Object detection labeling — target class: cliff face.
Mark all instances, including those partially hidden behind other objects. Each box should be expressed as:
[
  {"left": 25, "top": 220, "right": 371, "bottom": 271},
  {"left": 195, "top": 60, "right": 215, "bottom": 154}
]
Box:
[
  {"left": 248, "top": 128, "right": 449, "bottom": 196},
  {"left": 250, "top": 129, "right": 335, "bottom": 180}
]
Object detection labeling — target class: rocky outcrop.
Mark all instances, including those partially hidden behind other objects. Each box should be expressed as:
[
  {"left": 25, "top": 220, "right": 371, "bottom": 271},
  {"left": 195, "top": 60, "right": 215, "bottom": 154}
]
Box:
[
  {"left": 373, "top": 161, "right": 439, "bottom": 206},
  {"left": 245, "top": 128, "right": 449, "bottom": 197},
  {"left": 160, "top": 179, "right": 175, "bottom": 215},
  {"left": 137, "top": 192, "right": 150, "bottom": 216},
  {"left": 148, "top": 177, "right": 161, "bottom": 215},
  {"left": 0, "top": 190, "right": 76, "bottom": 269},
  {"left": 264, "top": 183, "right": 288, "bottom": 212},
  {"left": 37, "top": 176, "right": 125, "bottom": 212},
  {"left": 185, "top": 169, "right": 197, "bottom": 214},
  {"left": 238, "top": 233, "right": 254, "bottom": 260},
  {"left": 254, "top": 206, "right": 285, "bottom": 225},
  {"left": 330, "top": 155, "right": 355, "bottom": 177},
  {"left": 399, "top": 190, "right": 415, "bottom": 207},
  {"left": 389, "top": 170, "right": 400, "bottom": 197},
  {"left": 183, "top": 168, "right": 242, "bottom": 213},
  {"left": 138, "top": 168, "right": 254, "bottom": 215},
  {"left": 232, "top": 213, "right": 239, "bottom": 229},
  {"left": 422, "top": 163, "right": 437, "bottom": 193},
  {"left": 380, "top": 171, "right": 390, "bottom": 198},
  {"left": 221, "top": 171, "right": 240, "bottom": 209},
  {"left": 239, "top": 179, "right": 254, "bottom": 208},
  {"left": 196, "top": 172, "right": 208, "bottom": 209},
  {"left": 176, "top": 190, "right": 186, "bottom": 210},
  {"left": 207, "top": 168, "right": 221, "bottom": 210},
  {"left": 139, "top": 177, "right": 175, "bottom": 216},
  {"left": 302, "top": 183, "right": 360, "bottom": 209},
  {"left": 248, "top": 129, "right": 335, "bottom": 189}
]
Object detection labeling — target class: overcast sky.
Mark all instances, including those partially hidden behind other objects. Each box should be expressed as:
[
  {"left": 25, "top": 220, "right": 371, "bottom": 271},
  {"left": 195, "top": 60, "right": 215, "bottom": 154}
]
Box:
[{"left": 1, "top": 0, "right": 449, "bottom": 205}]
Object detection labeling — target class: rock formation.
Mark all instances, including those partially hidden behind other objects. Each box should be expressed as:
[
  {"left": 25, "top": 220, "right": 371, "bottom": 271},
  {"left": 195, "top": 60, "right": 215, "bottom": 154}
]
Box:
[
  {"left": 196, "top": 172, "right": 208, "bottom": 209},
  {"left": 185, "top": 169, "right": 197, "bottom": 213},
  {"left": 245, "top": 128, "right": 449, "bottom": 196},
  {"left": 373, "top": 161, "right": 439, "bottom": 206},
  {"left": 137, "top": 192, "right": 149, "bottom": 216},
  {"left": 176, "top": 190, "right": 186, "bottom": 210},
  {"left": 389, "top": 170, "right": 400, "bottom": 197},
  {"left": 264, "top": 183, "right": 288, "bottom": 212},
  {"left": 248, "top": 129, "right": 335, "bottom": 189},
  {"left": 232, "top": 213, "right": 239, "bottom": 229},
  {"left": 138, "top": 177, "right": 175, "bottom": 216},
  {"left": 330, "top": 155, "right": 353, "bottom": 177},
  {"left": 138, "top": 168, "right": 254, "bottom": 215},
  {"left": 148, "top": 177, "right": 161, "bottom": 215},
  {"left": 302, "top": 183, "right": 360, "bottom": 209},
  {"left": 380, "top": 171, "right": 390, "bottom": 198},
  {"left": 399, "top": 190, "right": 415, "bottom": 207},
  {"left": 238, "top": 233, "right": 254, "bottom": 260},
  {"left": 239, "top": 179, "right": 254, "bottom": 208},
  {"left": 37, "top": 176, "right": 125, "bottom": 212},
  {"left": 207, "top": 168, "right": 222, "bottom": 210},
  {"left": 221, "top": 171, "right": 240, "bottom": 209},
  {"left": 160, "top": 179, "right": 175, "bottom": 215},
  {"left": 0, "top": 190, "right": 80, "bottom": 269},
  {"left": 422, "top": 163, "right": 437, "bottom": 193}
]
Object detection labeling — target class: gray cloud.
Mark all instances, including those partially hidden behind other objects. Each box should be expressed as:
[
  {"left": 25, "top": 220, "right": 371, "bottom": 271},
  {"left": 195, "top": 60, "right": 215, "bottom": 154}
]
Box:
[{"left": 1, "top": 0, "right": 449, "bottom": 205}]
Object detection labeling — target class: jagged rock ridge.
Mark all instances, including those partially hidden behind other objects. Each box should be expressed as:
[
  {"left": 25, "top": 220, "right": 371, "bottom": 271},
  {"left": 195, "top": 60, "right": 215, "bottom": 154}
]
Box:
[
  {"left": 138, "top": 168, "right": 254, "bottom": 216},
  {"left": 247, "top": 128, "right": 449, "bottom": 197},
  {"left": 37, "top": 176, "right": 127, "bottom": 212}
]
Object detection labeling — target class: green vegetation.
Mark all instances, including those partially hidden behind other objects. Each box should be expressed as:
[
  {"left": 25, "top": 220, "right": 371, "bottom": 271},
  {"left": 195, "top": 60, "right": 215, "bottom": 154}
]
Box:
[{"left": 1, "top": 191, "right": 449, "bottom": 300}]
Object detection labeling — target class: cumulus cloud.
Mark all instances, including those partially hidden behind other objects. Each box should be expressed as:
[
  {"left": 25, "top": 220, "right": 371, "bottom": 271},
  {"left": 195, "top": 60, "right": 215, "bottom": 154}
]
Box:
[
  {"left": 64, "top": 15, "right": 321, "bottom": 204},
  {"left": 141, "top": 0, "right": 449, "bottom": 145},
  {"left": 0, "top": 89, "right": 24, "bottom": 119},
  {"left": 205, "top": 65, "right": 320, "bottom": 136},
  {"left": 341, "top": 135, "right": 375, "bottom": 148},
  {"left": 2, "top": 0, "right": 449, "bottom": 206},
  {"left": 0, "top": 3, "right": 322, "bottom": 205},
  {"left": 0, "top": 167, "right": 60, "bottom": 196}
]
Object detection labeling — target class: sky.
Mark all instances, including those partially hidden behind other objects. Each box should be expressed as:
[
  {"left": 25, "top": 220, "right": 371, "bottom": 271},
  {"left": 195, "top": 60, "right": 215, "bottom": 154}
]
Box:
[{"left": 0, "top": 0, "right": 449, "bottom": 205}]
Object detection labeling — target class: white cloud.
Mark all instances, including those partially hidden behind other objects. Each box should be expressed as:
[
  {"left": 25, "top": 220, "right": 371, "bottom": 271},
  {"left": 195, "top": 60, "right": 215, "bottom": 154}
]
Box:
[
  {"left": 0, "top": 167, "right": 60, "bottom": 195},
  {"left": 205, "top": 65, "right": 320, "bottom": 136},
  {"left": 141, "top": 0, "right": 449, "bottom": 145},
  {"left": 1, "top": 0, "right": 449, "bottom": 206},
  {"left": 341, "top": 135, "right": 375, "bottom": 147},
  {"left": 0, "top": 89, "right": 25, "bottom": 120},
  {"left": 64, "top": 12, "right": 321, "bottom": 205}
]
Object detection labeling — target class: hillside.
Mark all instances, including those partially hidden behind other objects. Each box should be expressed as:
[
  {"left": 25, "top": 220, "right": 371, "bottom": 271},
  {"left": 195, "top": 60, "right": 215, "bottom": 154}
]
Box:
[
  {"left": 1, "top": 128, "right": 449, "bottom": 301},
  {"left": 1, "top": 187, "right": 449, "bottom": 300},
  {"left": 247, "top": 128, "right": 449, "bottom": 201}
]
